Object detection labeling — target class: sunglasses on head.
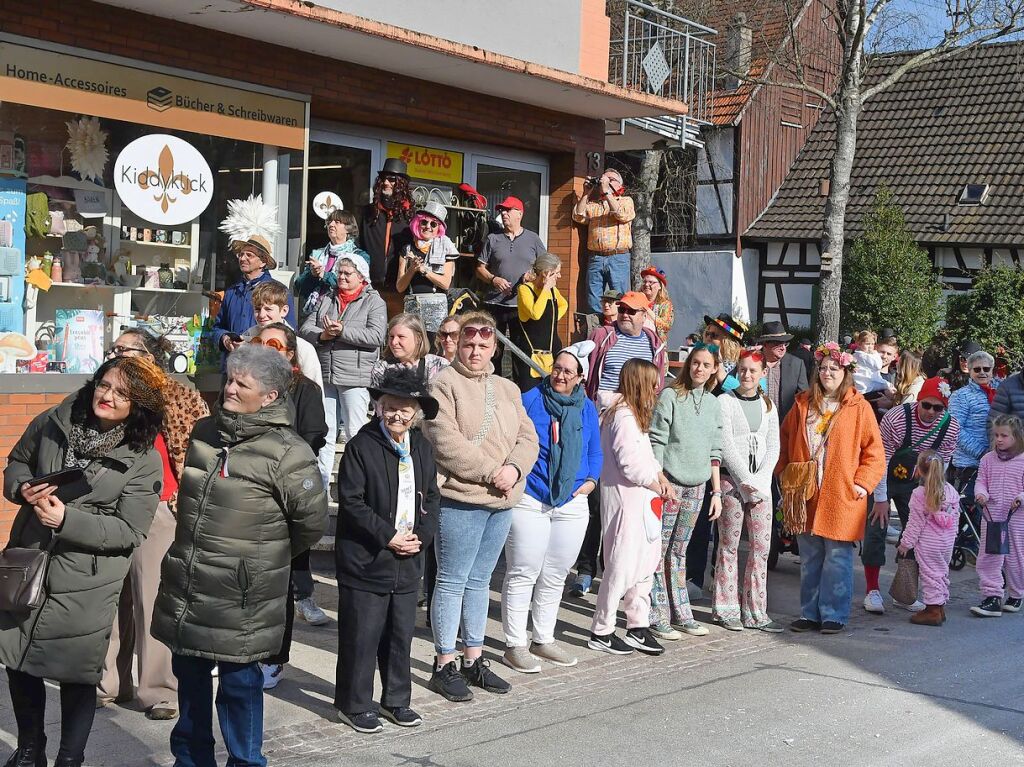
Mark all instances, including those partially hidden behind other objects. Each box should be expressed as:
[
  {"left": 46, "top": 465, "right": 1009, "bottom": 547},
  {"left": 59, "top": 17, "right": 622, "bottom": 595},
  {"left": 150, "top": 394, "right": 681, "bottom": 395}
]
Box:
[
  {"left": 617, "top": 305, "right": 640, "bottom": 316},
  {"left": 739, "top": 349, "right": 764, "bottom": 362},
  {"left": 250, "top": 337, "right": 287, "bottom": 352},
  {"left": 461, "top": 325, "right": 495, "bottom": 341},
  {"left": 919, "top": 401, "right": 946, "bottom": 413},
  {"left": 972, "top": 366, "right": 992, "bottom": 373}
]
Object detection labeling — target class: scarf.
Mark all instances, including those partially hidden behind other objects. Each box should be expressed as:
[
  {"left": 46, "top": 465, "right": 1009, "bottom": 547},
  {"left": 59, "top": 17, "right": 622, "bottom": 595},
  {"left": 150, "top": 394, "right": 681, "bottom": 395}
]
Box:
[
  {"left": 379, "top": 420, "right": 412, "bottom": 466},
  {"left": 541, "top": 379, "right": 586, "bottom": 507},
  {"left": 996, "top": 448, "right": 1020, "bottom": 461},
  {"left": 979, "top": 381, "right": 997, "bottom": 404},
  {"left": 65, "top": 420, "right": 127, "bottom": 469},
  {"left": 375, "top": 197, "right": 411, "bottom": 221},
  {"left": 336, "top": 283, "right": 365, "bottom": 315}
]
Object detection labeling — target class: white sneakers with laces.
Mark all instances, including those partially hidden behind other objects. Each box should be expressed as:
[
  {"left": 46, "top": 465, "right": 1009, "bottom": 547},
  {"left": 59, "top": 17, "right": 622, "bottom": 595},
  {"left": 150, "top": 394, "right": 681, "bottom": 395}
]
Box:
[{"left": 863, "top": 590, "right": 886, "bottom": 614}]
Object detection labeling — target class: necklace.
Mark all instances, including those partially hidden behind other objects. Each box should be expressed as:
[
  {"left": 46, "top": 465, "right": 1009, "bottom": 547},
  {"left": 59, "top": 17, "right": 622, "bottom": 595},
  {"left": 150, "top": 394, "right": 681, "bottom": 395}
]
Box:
[{"left": 691, "top": 388, "right": 707, "bottom": 415}]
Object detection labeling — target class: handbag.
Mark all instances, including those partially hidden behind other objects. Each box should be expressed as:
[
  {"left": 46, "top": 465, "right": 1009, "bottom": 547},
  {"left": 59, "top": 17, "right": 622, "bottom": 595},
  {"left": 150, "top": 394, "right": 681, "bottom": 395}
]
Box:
[
  {"left": 780, "top": 405, "right": 842, "bottom": 534},
  {"left": 519, "top": 286, "right": 556, "bottom": 379},
  {"left": 0, "top": 535, "right": 56, "bottom": 612},
  {"left": 982, "top": 504, "right": 1015, "bottom": 555},
  {"left": 887, "top": 406, "right": 950, "bottom": 497},
  {"left": 888, "top": 549, "right": 920, "bottom": 606}
]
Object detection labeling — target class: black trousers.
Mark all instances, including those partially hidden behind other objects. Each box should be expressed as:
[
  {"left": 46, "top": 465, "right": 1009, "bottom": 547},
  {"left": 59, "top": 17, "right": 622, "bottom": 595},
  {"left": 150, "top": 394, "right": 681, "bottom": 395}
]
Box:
[
  {"left": 334, "top": 586, "right": 417, "bottom": 715},
  {"left": 861, "top": 492, "right": 912, "bottom": 567},
  {"left": 575, "top": 485, "right": 603, "bottom": 577},
  {"left": 685, "top": 486, "right": 716, "bottom": 589},
  {"left": 266, "top": 573, "right": 295, "bottom": 666},
  {"left": 488, "top": 305, "right": 519, "bottom": 377},
  {"left": 7, "top": 668, "right": 95, "bottom": 761}
]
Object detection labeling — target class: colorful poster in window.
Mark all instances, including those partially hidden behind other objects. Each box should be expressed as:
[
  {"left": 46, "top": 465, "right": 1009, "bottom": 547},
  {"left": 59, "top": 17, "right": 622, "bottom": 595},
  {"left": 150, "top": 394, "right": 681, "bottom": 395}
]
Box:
[
  {"left": 0, "top": 178, "right": 26, "bottom": 333},
  {"left": 54, "top": 309, "right": 105, "bottom": 374}
]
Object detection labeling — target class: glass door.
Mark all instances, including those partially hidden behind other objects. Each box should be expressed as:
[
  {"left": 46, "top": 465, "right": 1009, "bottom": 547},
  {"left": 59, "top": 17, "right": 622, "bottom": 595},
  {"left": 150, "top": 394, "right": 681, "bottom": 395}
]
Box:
[
  {"left": 469, "top": 155, "right": 549, "bottom": 243},
  {"left": 305, "top": 130, "right": 381, "bottom": 254}
]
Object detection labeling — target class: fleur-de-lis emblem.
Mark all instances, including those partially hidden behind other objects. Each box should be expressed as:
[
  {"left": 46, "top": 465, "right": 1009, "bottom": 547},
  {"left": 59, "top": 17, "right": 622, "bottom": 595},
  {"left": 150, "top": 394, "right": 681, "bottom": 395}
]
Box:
[{"left": 137, "top": 145, "right": 193, "bottom": 214}]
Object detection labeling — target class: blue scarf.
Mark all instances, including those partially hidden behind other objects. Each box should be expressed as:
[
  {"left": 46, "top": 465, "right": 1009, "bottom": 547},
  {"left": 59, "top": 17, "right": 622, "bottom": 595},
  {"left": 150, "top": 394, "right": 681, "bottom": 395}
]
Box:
[
  {"left": 379, "top": 420, "right": 412, "bottom": 466},
  {"left": 541, "top": 378, "right": 585, "bottom": 507}
]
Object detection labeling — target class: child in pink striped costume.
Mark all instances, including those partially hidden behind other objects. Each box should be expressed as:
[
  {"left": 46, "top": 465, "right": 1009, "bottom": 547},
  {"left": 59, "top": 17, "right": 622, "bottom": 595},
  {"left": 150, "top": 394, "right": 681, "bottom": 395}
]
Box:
[
  {"left": 971, "top": 414, "right": 1024, "bottom": 618},
  {"left": 897, "top": 450, "right": 959, "bottom": 626}
]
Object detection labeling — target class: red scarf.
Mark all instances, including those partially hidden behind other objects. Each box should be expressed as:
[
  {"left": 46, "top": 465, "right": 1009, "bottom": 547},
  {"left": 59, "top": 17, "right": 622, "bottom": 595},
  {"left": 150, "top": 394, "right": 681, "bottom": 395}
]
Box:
[
  {"left": 336, "top": 284, "right": 365, "bottom": 315},
  {"left": 376, "top": 198, "right": 411, "bottom": 220},
  {"left": 980, "top": 381, "right": 997, "bottom": 404}
]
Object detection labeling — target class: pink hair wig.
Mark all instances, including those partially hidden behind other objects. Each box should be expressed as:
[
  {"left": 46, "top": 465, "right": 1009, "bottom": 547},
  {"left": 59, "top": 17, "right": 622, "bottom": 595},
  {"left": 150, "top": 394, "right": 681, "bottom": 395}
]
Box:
[{"left": 410, "top": 212, "right": 447, "bottom": 240}]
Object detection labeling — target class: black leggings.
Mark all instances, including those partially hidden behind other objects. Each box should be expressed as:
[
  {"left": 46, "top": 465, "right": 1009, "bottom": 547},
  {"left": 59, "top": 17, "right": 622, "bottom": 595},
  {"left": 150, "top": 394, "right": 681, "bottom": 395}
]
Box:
[{"left": 7, "top": 668, "right": 96, "bottom": 761}]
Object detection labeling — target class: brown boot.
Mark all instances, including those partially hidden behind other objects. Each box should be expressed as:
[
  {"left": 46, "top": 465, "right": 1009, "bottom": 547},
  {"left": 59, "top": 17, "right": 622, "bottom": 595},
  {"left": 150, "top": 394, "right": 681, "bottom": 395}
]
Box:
[
  {"left": 910, "top": 604, "right": 943, "bottom": 626},
  {"left": 939, "top": 605, "right": 946, "bottom": 624}
]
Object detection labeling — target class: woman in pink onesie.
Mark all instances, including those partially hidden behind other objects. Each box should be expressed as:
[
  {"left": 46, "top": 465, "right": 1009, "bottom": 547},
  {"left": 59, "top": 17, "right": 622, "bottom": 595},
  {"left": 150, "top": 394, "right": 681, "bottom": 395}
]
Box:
[
  {"left": 588, "top": 359, "right": 675, "bottom": 657},
  {"left": 897, "top": 450, "right": 960, "bottom": 626},
  {"left": 970, "top": 414, "right": 1024, "bottom": 618}
]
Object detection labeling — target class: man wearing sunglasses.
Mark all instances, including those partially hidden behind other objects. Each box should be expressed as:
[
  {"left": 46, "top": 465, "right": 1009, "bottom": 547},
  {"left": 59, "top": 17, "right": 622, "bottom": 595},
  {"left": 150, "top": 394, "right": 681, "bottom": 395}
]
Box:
[
  {"left": 862, "top": 376, "right": 960, "bottom": 615},
  {"left": 360, "top": 158, "right": 413, "bottom": 304}
]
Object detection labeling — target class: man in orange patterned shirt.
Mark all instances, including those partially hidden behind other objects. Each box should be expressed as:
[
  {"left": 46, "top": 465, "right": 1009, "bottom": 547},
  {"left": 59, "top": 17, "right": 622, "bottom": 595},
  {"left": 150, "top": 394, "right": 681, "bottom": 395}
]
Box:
[{"left": 572, "top": 169, "right": 636, "bottom": 313}]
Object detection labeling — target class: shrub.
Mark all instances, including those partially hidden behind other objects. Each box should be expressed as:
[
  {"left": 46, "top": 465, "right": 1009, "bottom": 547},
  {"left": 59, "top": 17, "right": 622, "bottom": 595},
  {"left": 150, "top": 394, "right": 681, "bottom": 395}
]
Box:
[
  {"left": 840, "top": 188, "right": 944, "bottom": 350},
  {"left": 944, "top": 266, "right": 1024, "bottom": 369}
]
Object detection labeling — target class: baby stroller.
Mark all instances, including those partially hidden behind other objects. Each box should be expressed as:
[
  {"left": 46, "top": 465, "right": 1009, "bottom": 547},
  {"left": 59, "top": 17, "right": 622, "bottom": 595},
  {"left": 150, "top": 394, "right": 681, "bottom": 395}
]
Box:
[{"left": 949, "top": 467, "right": 983, "bottom": 571}]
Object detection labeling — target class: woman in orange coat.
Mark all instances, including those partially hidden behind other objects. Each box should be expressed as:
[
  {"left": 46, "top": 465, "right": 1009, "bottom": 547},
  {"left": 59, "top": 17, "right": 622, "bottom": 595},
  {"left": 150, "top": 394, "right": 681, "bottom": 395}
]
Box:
[{"left": 777, "top": 342, "right": 884, "bottom": 634}]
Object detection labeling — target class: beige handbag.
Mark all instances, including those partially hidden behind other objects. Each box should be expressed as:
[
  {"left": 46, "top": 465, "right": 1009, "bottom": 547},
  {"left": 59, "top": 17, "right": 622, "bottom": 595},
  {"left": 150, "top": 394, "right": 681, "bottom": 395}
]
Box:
[{"left": 780, "top": 406, "right": 841, "bottom": 534}]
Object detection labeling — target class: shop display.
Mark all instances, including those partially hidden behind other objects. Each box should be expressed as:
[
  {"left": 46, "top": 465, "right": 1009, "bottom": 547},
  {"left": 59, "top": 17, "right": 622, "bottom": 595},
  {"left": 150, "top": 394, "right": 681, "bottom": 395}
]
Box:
[
  {"left": 53, "top": 309, "right": 104, "bottom": 374},
  {"left": 65, "top": 116, "right": 108, "bottom": 184}
]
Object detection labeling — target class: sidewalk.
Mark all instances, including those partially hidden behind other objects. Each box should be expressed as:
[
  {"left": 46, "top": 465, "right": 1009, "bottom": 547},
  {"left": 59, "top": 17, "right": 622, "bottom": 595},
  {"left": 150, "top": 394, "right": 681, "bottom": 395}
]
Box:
[{"left": 0, "top": 549, "right": 989, "bottom": 766}]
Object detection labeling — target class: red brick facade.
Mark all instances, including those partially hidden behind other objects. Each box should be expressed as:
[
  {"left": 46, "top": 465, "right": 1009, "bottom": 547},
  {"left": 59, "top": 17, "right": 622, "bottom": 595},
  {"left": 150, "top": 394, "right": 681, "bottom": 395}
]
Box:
[{"left": 0, "top": 0, "right": 608, "bottom": 542}]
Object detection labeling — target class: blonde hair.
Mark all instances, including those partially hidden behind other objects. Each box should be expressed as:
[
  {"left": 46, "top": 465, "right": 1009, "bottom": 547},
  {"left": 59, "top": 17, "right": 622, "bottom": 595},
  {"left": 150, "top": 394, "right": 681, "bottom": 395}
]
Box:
[
  {"left": 915, "top": 449, "right": 946, "bottom": 514},
  {"left": 603, "top": 358, "right": 659, "bottom": 433},
  {"left": 457, "top": 310, "right": 496, "bottom": 336},
  {"left": 893, "top": 350, "right": 923, "bottom": 402},
  {"left": 857, "top": 329, "right": 877, "bottom": 344},
  {"left": 990, "top": 414, "right": 1024, "bottom": 456},
  {"left": 718, "top": 334, "right": 742, "bottom": 365},
  {"left": 384, "top": 313, "right": 430, "bottom": 362}
]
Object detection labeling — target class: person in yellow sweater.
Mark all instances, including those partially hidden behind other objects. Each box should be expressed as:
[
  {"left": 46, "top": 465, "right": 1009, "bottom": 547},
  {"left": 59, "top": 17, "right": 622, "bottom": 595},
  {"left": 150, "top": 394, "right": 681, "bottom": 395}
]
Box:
[{"left": 512, "top": 252, "right": 568, "bottom": 392}]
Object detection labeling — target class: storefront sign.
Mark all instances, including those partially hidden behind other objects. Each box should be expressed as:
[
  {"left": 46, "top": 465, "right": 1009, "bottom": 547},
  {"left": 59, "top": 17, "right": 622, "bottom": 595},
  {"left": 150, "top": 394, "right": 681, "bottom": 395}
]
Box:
[
  {"left": 387, "top": 142, "right": 463, "bottom": 184},
  {"left": 114, "top": 135, "right": 214, "bottom": 225},
  {"left": 0, "top": 41, "right": 307, "bottom": 150}
]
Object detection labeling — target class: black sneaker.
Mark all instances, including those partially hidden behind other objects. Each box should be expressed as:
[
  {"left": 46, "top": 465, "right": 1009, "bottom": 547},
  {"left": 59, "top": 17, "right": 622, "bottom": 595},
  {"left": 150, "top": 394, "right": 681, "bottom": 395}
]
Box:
[
  {"left": 429, "top": 660, "right": 474, "bottom": 702},
  {"left": 789, "top": 618, "right": 821, "bottom": 633},
  {"left": 587, "top": 632, "right": 634, "bottom": 655},
  {"left": 971, "top": 596, "right": 1004, "bottom": 617},
  {"left": 337, "top": 710, "right": 383, "bottom": 734},
  {"left": 623, "top": 627, "right": 665, "bottom": 656},
  {"left": 1004, "top": 597, "right": 1022, "bottom": 613},
  {"left": 380, "top": 706, "right": 422, "bottom": 727},
  {"left": 819, "top": 621, "right": 845, "bottom": 634},
  {"left": 463, "top": 658, "right": 511, "bottom": 694}
]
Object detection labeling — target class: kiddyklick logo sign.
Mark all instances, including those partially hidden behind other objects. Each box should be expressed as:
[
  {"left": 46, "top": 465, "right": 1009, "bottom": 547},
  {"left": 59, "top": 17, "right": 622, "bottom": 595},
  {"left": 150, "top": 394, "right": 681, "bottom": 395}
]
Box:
[{"left": 114, "top": 134, "right": 213, "bottom": 225}]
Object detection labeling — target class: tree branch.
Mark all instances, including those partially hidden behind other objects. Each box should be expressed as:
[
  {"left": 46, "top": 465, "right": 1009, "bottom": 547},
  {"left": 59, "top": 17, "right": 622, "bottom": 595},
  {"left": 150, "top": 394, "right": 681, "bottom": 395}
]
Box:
[{"left": 720, "top": 69, "right": 838, "bottom": 108}]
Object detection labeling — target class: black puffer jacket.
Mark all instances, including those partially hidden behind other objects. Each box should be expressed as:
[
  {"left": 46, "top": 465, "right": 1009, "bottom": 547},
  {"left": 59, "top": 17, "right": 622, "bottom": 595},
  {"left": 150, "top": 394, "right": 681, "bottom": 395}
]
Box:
[
  {"left": 335, "top": 419, "right": 440, "bottom": 594},
  {"left": 151, "top": 398, "right": 327, "bottom": 663}
]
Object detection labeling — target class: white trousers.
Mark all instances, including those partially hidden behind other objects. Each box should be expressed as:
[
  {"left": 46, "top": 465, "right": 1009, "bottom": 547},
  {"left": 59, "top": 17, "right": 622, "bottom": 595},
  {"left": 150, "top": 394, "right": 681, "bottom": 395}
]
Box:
[
  {"left": 319, "top": 383, "right": 370, "bottom": 489},
  {"left": 501, "top": 492, "right": 590, "bottom": 647}
]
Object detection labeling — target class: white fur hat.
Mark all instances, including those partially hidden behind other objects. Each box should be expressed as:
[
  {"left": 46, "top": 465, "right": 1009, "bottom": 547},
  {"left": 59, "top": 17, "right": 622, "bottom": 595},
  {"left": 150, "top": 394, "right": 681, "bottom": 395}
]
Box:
[
  {"left": 558, "top": 340, "right": 596, "bottom": 379},
  {"left": 337, "top": 252, "right": 371, "bottom": 283}
]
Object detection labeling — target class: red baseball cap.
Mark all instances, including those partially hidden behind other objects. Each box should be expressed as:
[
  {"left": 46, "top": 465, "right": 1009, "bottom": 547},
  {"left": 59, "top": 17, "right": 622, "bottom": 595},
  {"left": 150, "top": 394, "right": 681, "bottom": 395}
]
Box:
[{"left": 495, "top": 196, "right": 524, "bottom": 212}]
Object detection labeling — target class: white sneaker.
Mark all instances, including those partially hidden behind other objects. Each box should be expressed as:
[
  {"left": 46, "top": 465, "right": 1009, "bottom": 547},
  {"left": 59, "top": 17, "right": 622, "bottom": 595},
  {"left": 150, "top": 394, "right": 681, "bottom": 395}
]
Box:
[
  {"left": 650, "top": 624, "right": 682, "bottom": 641},
  {"left": 863, "top": 590, "right": 885, "bottom": 614},
  {"left": 260, "top": 663, "right": 283, "bottom": 690},
  {"left": 295, "top": 597, "right": 329, "bottom": 626},
  {"left": 892, "top": 599, "right": 926, "bottom": 613},
  {"left": 886, "top": 524, "right": 902, "bottom": 545}
]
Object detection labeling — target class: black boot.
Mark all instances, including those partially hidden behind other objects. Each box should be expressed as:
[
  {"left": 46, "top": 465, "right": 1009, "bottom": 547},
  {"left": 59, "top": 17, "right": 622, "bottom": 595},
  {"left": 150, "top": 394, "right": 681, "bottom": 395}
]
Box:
[
  {"left": 51, "top": 757, "right": 82, "bottom": 767},
  {"left": 2, "top": 735, "right": 46, "bottom": 767}
]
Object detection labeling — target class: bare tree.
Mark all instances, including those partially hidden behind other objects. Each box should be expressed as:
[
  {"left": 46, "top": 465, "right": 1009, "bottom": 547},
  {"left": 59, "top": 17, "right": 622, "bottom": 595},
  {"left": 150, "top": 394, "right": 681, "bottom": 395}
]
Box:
[{"left": 730, "top": 0, "right": 1024, "bottom": 342}]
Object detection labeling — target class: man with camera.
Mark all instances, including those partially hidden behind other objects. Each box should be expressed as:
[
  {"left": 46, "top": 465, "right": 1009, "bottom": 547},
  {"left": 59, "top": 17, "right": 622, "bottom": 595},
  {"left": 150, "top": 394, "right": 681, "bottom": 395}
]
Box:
[{"left": 572, "top": 169, "right": 636, "bottom": 314}]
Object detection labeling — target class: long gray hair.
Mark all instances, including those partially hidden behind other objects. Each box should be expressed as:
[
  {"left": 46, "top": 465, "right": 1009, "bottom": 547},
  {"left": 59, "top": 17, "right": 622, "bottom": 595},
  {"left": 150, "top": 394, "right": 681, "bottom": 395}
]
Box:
[{"left": 226, "top": 344, "right": 292, "bottom": 399}]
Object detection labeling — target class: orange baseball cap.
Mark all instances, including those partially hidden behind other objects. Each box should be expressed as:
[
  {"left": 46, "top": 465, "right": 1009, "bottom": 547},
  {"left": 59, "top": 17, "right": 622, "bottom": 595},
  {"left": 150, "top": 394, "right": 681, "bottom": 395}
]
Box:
[{"left": 617, "top": 291, "right": 651, "bottom": 311}]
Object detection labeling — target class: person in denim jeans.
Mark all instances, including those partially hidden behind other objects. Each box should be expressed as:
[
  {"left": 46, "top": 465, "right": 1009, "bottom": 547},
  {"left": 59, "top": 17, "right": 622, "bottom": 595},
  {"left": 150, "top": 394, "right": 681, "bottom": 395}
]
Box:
[
  {"left": 423, "top": 311, "right": 539, "bottom": 702},
  {"left": 777, "top": 343, "right": 885, "bottom": 634},
  {"left": 572, "top": 169, "right": 635, "bottom": 313}
]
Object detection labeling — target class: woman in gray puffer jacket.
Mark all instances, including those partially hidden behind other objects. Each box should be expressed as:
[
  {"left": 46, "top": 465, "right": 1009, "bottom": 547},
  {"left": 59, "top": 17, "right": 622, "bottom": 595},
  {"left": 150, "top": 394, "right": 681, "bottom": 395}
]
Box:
[
  {"left": 299, "top": 251, "right": 387, "bottom": 483},
  {"left": 1, "top": 356, "right": 166, "bottom": 767},
  {"left": 152, "top": 345, "right": 327, "bottom": 767}
]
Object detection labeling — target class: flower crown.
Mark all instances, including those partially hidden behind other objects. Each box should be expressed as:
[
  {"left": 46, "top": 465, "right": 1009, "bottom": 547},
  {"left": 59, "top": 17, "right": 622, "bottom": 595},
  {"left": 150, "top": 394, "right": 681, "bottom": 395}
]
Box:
[{"left": 814, "top": 342, "right": 856, "bottom": 370}]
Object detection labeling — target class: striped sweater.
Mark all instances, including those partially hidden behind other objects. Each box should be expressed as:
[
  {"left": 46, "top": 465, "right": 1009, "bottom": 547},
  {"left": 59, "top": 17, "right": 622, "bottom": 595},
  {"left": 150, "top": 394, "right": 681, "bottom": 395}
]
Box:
[
  {"left": 975, "top": 450, "right": 1024, "bottom": 522},
  {"left": 873, "top": 404, "right": 960, "bottom": 502}
]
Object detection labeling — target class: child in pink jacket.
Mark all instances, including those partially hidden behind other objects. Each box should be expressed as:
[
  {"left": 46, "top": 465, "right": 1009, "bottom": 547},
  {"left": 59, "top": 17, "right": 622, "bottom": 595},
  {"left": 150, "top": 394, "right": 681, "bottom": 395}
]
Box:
[
  {"left": 897, "top": 450, "right": 959, "bottom": 626},
  {"left": 971, "top": 414, "right": 1024, "bottom": 618}
]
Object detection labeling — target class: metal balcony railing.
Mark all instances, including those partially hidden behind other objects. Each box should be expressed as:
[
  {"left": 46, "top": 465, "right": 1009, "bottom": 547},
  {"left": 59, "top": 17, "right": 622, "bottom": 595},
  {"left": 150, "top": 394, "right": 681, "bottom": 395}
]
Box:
[{"left": 608, "top": 0, "right": 716, "bottom": 146}]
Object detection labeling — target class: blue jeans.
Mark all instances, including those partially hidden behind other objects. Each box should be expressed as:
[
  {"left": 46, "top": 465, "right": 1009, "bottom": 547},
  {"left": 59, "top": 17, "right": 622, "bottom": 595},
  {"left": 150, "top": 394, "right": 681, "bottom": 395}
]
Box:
[
  {"left": 586, "top": 252, "right": 631, "bottom": 313},
  {"left": 431, "top": 502, "right": 513, "bottom": 655},
  {"left": 170, "top": 655, "right": 266, "bottom": 767},
  {"left": 797, "top": 534, "right": 855, "bottom": 625}
]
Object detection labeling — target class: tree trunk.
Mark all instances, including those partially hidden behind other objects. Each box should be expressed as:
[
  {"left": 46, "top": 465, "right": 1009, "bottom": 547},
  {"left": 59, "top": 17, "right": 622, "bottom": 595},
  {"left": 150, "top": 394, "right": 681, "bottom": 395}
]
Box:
[
  {"left": 630, "top": 148, "right": 662, "bottom": 288},
  {"left": 816, "top": 7, "right": 863, "bottom": 344}
]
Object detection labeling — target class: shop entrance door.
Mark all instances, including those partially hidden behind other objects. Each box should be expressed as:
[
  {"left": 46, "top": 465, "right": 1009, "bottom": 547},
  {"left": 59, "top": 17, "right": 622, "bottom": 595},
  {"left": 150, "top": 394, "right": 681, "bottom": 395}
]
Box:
[
  {"left": 470, "top": 156, "right": 548, "bottom": 243},
  {"left": 304, "top": 131, "right": 381, "bottom": 254}
]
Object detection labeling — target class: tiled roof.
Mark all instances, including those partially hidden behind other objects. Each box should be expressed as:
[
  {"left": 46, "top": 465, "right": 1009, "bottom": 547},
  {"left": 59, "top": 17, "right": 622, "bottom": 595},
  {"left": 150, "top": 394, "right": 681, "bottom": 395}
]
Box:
[{"left": 745, "top": 41, "right": 1024, "bottom": 245}]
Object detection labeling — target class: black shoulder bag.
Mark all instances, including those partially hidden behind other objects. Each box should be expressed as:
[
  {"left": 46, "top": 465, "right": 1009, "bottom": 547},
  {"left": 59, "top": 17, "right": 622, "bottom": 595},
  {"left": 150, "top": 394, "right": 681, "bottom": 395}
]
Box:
[{"left": 886, "top": 405, "right": 950, "bottom": 498}]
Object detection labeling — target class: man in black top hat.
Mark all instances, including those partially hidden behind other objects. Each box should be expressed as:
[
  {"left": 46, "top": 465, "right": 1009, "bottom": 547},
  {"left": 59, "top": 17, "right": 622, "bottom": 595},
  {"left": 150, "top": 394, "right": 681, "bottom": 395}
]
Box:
[
  {"left": 757, "top": 321, "right": 809, "bottom": 422},
  {"left": 360, "top": 158, "right": 414, "bottom": 310}
]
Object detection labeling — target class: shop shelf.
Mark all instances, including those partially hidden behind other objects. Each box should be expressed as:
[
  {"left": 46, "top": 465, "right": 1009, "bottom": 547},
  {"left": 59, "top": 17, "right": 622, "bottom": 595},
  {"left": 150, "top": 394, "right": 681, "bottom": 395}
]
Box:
[{"left": 120, "top": 240, "right": 191, "bottom": 251}]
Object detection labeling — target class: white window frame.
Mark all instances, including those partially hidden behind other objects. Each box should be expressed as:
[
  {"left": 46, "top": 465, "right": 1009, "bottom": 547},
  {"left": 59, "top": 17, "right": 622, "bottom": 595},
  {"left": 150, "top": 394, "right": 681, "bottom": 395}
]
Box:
[{"left": 469, "top": 154, "right": 550, "bottom": 245}]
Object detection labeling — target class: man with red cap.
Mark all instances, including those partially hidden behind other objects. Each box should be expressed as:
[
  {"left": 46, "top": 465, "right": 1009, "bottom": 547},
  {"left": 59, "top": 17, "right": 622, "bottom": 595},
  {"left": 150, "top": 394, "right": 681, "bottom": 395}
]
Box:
[
  {"left": 476, "top": 196, "right": 546, "bottom": 366},
  {"left": 861, "top": 376, "right": 960, "bottom": 615}
]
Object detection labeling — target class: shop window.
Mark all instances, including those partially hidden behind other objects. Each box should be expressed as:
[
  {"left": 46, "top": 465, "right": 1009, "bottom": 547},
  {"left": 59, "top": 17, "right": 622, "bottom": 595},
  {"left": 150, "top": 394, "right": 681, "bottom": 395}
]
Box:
[
  {"left": 304, "top": 141, "right": 373, "bottom": 253},
  {"left": 474, "top": 163, "right": 543, "bottom": 235}
]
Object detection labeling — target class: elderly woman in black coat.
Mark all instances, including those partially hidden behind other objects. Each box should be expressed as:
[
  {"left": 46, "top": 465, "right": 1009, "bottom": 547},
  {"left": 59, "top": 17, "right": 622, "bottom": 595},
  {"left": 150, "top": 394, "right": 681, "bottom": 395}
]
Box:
[{"left": 0, "top": 357, "right": 167, "bottom": 767}]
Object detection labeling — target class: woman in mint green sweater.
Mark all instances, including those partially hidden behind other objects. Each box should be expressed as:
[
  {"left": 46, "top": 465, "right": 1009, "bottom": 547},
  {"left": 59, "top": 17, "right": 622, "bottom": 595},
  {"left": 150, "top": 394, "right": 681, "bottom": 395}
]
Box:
[{"left": 648, "top": 344, "right": 724, "bottom": 638}]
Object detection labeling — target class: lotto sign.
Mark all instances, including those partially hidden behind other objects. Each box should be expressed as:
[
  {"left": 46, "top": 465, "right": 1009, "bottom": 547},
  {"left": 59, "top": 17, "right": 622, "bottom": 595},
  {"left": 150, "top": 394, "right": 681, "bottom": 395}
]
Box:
[
  {"left": 114, "top": 134, "right": 214, "bottom": 225},
  {"left": 387, "top": 141, "right": 463, "bottom": 184}
]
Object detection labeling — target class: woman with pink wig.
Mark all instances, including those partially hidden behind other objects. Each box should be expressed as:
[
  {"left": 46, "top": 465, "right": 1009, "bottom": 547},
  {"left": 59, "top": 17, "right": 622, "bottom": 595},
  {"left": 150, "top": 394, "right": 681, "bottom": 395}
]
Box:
[{"left": 396, "top": 201, "right": 459, "bottom": 333}]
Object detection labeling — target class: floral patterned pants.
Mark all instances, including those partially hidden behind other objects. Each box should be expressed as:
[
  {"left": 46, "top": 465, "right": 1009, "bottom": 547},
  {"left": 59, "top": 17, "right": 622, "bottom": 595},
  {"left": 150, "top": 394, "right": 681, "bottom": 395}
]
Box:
[
  {"left": 649, "top": 482, "right": 704, "bottom": 628},
  {"left": 712, "top": 478, "right": 772, "bottom": 627}
]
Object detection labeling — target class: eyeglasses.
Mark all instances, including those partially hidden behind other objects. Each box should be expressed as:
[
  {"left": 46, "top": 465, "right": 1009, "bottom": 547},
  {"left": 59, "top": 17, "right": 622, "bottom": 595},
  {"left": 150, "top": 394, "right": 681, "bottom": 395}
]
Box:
[
  {"left": 972, "top": 366, "right": 992, "bottom": 373},
  {"left": 461, "top": 326, "right": 495, "bottom": 341},
  {"left": 337, "top": 269, "right": 359, "bottom": 279},
  {"left": 438, "top": 330, "right": 459, "bottom": 340},
  {"left": 420, "top": 219, "right": 440, "bottom": 230},
  {"left": 95, "top": 380, "right": 129, "bottom": 405},
  {"left": 617, "top": 306, "right": 640, "bottom": 316},
  {"left": 250, "top": 337, "right": 287, "bottom": 352},
  {"left": 236, "top": 250, "right": 261, "bottom": 261},
  {"left": 551, "top": 365, "right": 580, "bottom": 378},
  {"left": 106, "top": 345, "right": 147, "bottom": 358},
  {"left": 919, "top": 401, "right": 946, "bottom": 413}
]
